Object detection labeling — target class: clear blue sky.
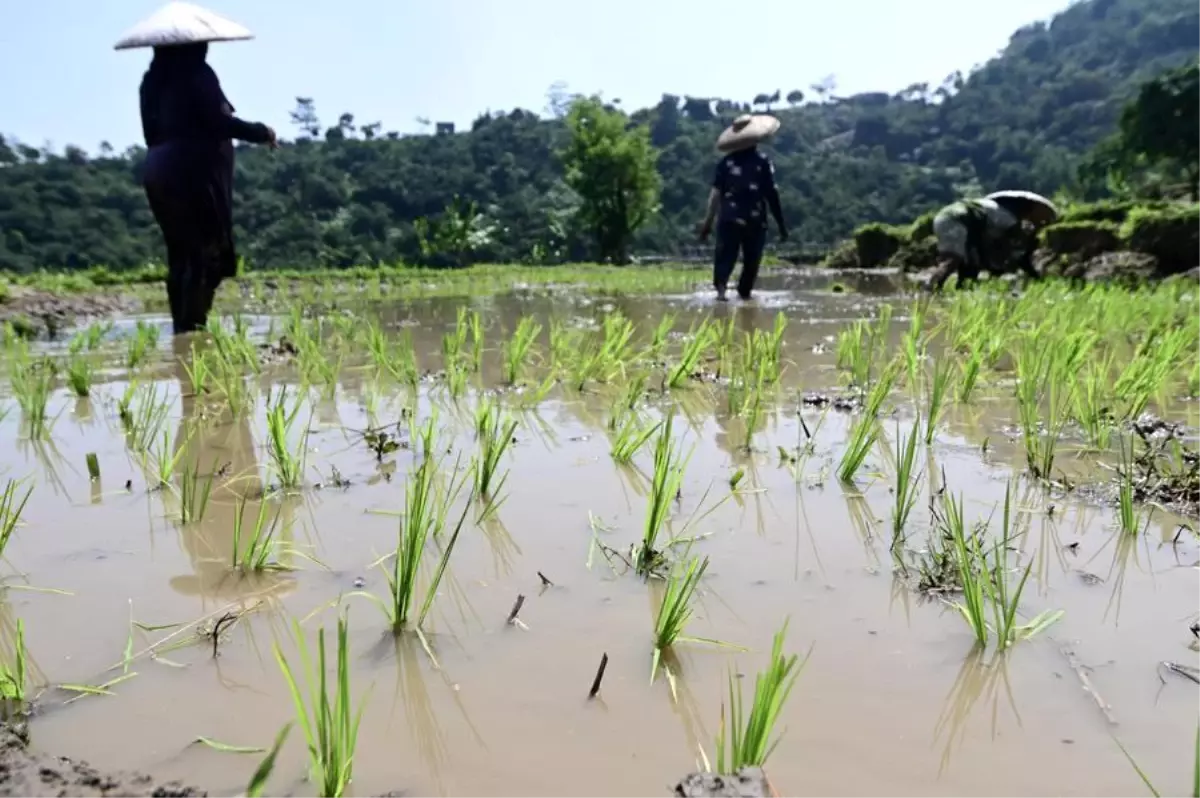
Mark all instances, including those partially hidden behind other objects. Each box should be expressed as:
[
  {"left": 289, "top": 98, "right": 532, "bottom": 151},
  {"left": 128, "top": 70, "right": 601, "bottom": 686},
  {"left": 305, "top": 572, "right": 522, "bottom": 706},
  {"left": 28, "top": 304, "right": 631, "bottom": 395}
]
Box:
[{"left": 2, "top": 0, "right": 1073, "bottom": 153}]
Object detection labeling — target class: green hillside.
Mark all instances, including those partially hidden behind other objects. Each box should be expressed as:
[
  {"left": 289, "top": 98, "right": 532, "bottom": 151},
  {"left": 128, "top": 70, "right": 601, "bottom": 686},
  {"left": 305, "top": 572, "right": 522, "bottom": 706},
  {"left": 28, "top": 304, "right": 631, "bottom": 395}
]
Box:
[{"left": 0, "top": 0, "right": 1195, "bottom": 271}]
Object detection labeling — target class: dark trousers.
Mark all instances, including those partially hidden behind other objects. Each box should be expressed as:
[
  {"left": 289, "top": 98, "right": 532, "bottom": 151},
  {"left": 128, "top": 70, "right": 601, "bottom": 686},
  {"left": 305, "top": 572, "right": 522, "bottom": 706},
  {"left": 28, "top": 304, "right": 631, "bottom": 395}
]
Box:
[
  {"left": 713, "top": 221, "right": 767, "bottom": 298},
  {"left": 143, "top": 142, "right": 237, "bottom": 334}
]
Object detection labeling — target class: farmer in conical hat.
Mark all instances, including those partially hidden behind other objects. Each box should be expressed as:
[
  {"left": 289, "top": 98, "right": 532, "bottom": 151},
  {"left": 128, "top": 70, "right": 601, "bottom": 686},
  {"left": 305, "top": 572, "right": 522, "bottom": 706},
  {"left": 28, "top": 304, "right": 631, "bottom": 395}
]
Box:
[
  {"left": 928, "top": 191, "right": 1056, "bottom": 292},
  {"left": 115, "top": 2, "right": 278, "bottom": 333},
  {"left": 697, "top": 114, "right": 789, "bottom": 301}
]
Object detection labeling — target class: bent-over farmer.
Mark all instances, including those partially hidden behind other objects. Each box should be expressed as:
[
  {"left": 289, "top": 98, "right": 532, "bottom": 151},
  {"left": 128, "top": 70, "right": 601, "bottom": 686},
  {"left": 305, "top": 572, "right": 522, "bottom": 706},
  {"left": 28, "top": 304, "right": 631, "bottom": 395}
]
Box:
[
  {"left": 929, "top": 191, "right": 1057, "bottom": 292},
  {"left": 698, "top": 114, "right": 789, "bottom": 301}
]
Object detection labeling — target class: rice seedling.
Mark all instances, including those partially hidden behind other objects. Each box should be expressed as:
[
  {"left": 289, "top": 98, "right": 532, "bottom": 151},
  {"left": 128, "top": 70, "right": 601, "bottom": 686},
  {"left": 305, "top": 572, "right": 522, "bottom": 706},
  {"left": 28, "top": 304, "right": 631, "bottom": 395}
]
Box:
[
  {"left": 501, "top": 316, "right": 541, "bottom": 385},
  {"left": 231, "top": 496, "right": 288, "bottom": 572},
  {"left": 900, "top": 304, "right": 926, "bottom": 391},
  {"left": 1074, "top": 356, "right": 1115, "bottom": 451},
  {"left": 0, "top": 479, "right": 32, "bottom": 560},
  {"left": 265, "top": 388, "right": 310, "bottom": 491},
  {"left": 666, "top": 321, "right": 712, "bottom": 389},
  {"left": 923, "top": 358, "right": 953, "bottom": 445},
  {"left": 636, "top": 414, "right": 690, "bottom": 574},
  {"left": 711, "top": 317, "right": 737, "bottom": 377},
  {"left": 442, "top": 309, "right": 471, "bottom": 368},
  {"left": 465, "top": 309, "right": 484, "bottom": 371},
  {"left": 121, "top": 382, "right": 172, "bottom": 454},
  {"left": 891, "top": 415, "right": 922, "bottom": 550},
  {"left": 64, "top": 352, "right": 94, "bottom": 398},
  {"left": 614, "top": 372, "right": 649, "bottom": 418},
  {"left": 144, "top": 429, "right": 190, "bottom": 489},
  {"left": 443, "top": 355, "right": 470, "bottom": 400},
  {"left": 244, "top": 724, "right": 292, "bottom": 798},
  {"left": 651, "top": 553, "right": 736, "bottom": 686},
  {"left": 274, "top": 613, "right": 366, "bottom": 798},
  {"left": 610, "top": 414, "right": 661, "bottom": 464},
  {"left": 125, "top": 321, "right": 160, "bottom": 370},
  {"left": 836, "top": 320, "right": 871, "bottom": 386},
  {"left": 177, "top": 459, "right": 215, "bottom": 524},
  {"left": 365, "top": 421, "right": 473, "bottom": 637},
  {"left": 474, "top": 399, "right": 518, "bottom": 505},
  {"left": 0, "top": 619, "right": 28, "bottom": 717},
  {"left": 647, "top": 313, "right": 676, "bottom": 361},
  {"left": 181, "top": 345, "right": 212, "bottom": 396},
  {"left": 9, "top": 350, "right": 56, "bottom": 439},
  {"left": 713, "top": 620, "right": 807, "bottom": 775},
  {"left": 938, "top": 483, "right": 1063, "bottom": 650},
  {"left": 298, "top": 336, "right": 342, "bottom": 397},
  {"left": 1014, "top": 339, "right": 1075, "bottom": 482},
  {"left": 837, "top": 416, "right": 880, "bottom": 485},
  {"left": 1115, "top": 436, "right": 1149, "bottom": 537},
  {"left": 957, "top": 350, "right": 982, "bottom": 403}
]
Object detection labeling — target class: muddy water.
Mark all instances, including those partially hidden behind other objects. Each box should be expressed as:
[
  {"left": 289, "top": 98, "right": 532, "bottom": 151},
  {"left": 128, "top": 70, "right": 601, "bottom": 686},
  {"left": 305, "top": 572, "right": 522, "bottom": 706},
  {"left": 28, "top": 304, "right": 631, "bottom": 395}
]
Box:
[{"left": 2, "top": 272, "right": 1197, "bottom": 797}]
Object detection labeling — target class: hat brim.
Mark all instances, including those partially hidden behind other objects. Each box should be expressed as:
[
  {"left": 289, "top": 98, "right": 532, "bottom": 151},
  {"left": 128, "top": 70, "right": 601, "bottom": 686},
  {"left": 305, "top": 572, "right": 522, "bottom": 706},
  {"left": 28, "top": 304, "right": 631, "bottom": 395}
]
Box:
[
  {"left": 985, "top": 190, "right": 1059, "bottom": 225},
  {"left": 114, "top": 1, "right": 254, "bottom": 50},
  {"left": 716, "top": 115, "right": 781, "bottom": 153}
]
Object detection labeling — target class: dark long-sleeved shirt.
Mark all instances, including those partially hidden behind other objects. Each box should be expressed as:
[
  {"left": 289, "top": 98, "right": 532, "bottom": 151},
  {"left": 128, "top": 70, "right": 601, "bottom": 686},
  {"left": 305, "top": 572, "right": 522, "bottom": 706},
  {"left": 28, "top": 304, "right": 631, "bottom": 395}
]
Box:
[
  {"left": 140, "top": 59, "right": 271, "bottom": 149},
  {"left": 712, "top": 147, "right": 785, "bottom": 230}
]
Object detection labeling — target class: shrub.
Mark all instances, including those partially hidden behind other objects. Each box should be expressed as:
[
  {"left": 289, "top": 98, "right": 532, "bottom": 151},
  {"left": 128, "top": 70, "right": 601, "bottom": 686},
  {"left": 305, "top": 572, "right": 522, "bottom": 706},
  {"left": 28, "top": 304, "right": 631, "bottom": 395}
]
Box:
[
  {"left": 907, "top": 212, "right": 936, "bottom": 242},
  {"left": 852, "top": 223, "right": 906, "bottom": 269},
  {"left": 818, "top": 239, "right": 858, "bottom": 269}
]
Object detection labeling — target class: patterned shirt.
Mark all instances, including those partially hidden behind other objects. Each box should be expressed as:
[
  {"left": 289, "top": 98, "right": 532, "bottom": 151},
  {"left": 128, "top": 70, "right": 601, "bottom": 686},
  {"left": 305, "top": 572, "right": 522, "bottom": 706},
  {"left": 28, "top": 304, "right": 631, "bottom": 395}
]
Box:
[
  {"left": 712, "top": 148, "right": 778, "bottom": 228},
  {"left": 946, "top": 198, "right": 1019, "bottom": 240}
]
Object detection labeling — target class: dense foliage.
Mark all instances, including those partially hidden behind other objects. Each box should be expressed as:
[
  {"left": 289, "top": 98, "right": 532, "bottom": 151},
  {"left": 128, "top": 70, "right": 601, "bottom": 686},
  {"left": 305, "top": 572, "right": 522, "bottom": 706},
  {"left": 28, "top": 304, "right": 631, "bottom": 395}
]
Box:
[
  {"left": 0, "top": 0, "right": 1196, "bottom": 272},
  {"left": 1078, "top": 61, "right": 1199, "bottom": 197}
]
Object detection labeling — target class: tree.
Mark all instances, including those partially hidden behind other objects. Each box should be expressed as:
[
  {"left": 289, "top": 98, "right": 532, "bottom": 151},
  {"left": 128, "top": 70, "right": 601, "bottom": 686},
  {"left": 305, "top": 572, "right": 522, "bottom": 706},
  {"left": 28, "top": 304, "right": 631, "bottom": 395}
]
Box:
[
  {"left": 1118, "top": 61, "right": 1198, "bottom": 193},
  {"left": 786, "top": 89, "right": 805, "bottom": 106},
  {"left": 289, "top": 97, "right": 320, "bottom": 139},
  {"left": 414, "top": 196, "right": 498, "bottom": 268},
  {"left": 560, "top": 96, "right": 661, "bottom": 264}
]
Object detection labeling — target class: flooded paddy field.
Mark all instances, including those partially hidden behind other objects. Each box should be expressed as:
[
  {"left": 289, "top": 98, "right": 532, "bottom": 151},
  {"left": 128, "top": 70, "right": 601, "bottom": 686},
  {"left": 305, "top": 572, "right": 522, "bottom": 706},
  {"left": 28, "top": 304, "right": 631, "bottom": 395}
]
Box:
[{"left": 0, "top": 269, "right": 1196, "bottom": 796}]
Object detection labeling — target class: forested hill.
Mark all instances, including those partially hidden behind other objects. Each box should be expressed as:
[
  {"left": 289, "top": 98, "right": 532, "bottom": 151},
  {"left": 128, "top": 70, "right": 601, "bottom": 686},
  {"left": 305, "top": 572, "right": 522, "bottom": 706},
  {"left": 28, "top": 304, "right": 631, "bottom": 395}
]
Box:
[{"left": 1, "top": 0, "right": 1196, "bottom": 272}]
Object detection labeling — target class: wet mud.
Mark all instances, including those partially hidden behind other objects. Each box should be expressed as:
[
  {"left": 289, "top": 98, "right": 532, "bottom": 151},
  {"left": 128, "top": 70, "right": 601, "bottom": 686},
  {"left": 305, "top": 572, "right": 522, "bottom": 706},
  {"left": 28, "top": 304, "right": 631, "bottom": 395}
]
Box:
[{"left": 0, "top": 288, "right": 141, "bottom": 339}]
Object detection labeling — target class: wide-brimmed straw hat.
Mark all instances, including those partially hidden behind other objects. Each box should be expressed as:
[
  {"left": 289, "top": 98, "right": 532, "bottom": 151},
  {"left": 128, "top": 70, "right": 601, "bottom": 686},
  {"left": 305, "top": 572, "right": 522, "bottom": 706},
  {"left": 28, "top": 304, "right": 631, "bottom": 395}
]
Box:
[
  {"left": 985, "top": 190, "right": 1059, "bottom": 226},
  {"left": 716, "top": 114, "right": 781, "bottom": 153},
  {"left": 114, "top": 2, "right": 254, "bottom": 51}
]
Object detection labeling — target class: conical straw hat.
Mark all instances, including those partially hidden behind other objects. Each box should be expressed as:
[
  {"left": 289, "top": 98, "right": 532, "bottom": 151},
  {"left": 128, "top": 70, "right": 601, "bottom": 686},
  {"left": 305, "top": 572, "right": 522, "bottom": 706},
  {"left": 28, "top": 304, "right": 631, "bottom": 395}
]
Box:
[
  {"left": 716, "top": 114, "right": 781, "bottom": 153},
  {"left": 114, "top": 2, "right": 254, "bottom": 50}
]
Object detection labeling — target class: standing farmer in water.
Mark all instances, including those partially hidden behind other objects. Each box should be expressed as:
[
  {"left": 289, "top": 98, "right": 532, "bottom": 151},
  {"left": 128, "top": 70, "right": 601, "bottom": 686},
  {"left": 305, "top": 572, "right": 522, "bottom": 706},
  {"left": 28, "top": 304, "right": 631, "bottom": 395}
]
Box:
[
  {"left": 115, "top": 2, "right": 277, "bottom": 333},
  {"left": 698, "top": 114, "right": 789, "bottom": 302},
  {"left": 928, "top": 190, "right": 1058, "bottom": 292}
]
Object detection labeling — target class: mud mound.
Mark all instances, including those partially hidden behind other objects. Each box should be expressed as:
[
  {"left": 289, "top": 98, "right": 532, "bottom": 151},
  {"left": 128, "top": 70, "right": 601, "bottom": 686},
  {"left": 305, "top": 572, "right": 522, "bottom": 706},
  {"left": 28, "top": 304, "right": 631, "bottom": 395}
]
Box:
[
  {"left": 0, "top": 288, "right": 141, "bottom": 337},
  {"left": 0, "top": 723, "right": 204, "bottom": 797}
]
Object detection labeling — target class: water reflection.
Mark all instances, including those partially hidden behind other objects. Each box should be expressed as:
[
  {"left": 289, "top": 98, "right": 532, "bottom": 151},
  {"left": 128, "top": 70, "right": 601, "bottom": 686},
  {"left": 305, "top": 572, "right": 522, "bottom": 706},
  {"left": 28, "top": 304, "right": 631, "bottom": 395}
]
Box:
[
  {"left": 165, "top": 336, "right": 297, "bottom": 607},
  {"left": 932, "top": 649, "right": 1021, "bottom": 775}
]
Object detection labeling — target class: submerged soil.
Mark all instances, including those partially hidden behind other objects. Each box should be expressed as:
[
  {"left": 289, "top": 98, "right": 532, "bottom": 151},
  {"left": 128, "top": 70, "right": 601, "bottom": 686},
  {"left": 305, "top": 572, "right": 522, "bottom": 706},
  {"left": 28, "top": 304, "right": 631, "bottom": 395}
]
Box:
[{"left": 0, "top": 268, "right": 1195, "bottom": 797}]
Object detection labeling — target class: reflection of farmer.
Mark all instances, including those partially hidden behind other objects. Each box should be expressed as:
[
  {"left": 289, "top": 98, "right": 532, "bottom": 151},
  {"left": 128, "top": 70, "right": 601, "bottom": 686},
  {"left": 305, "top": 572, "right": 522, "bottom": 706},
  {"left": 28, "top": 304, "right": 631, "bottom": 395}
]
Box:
[
  {"left": 698, "top": 115, "right": 789, "bottom": 302},
  {"left": 115, "top": 3, "right": 277, "bottom": 334},
  {"left": 166, "top": 337, "right": 294, "bottom": 604},
  {"left": 928, "top": 191, "right": 1057, "bottom": 292}
]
